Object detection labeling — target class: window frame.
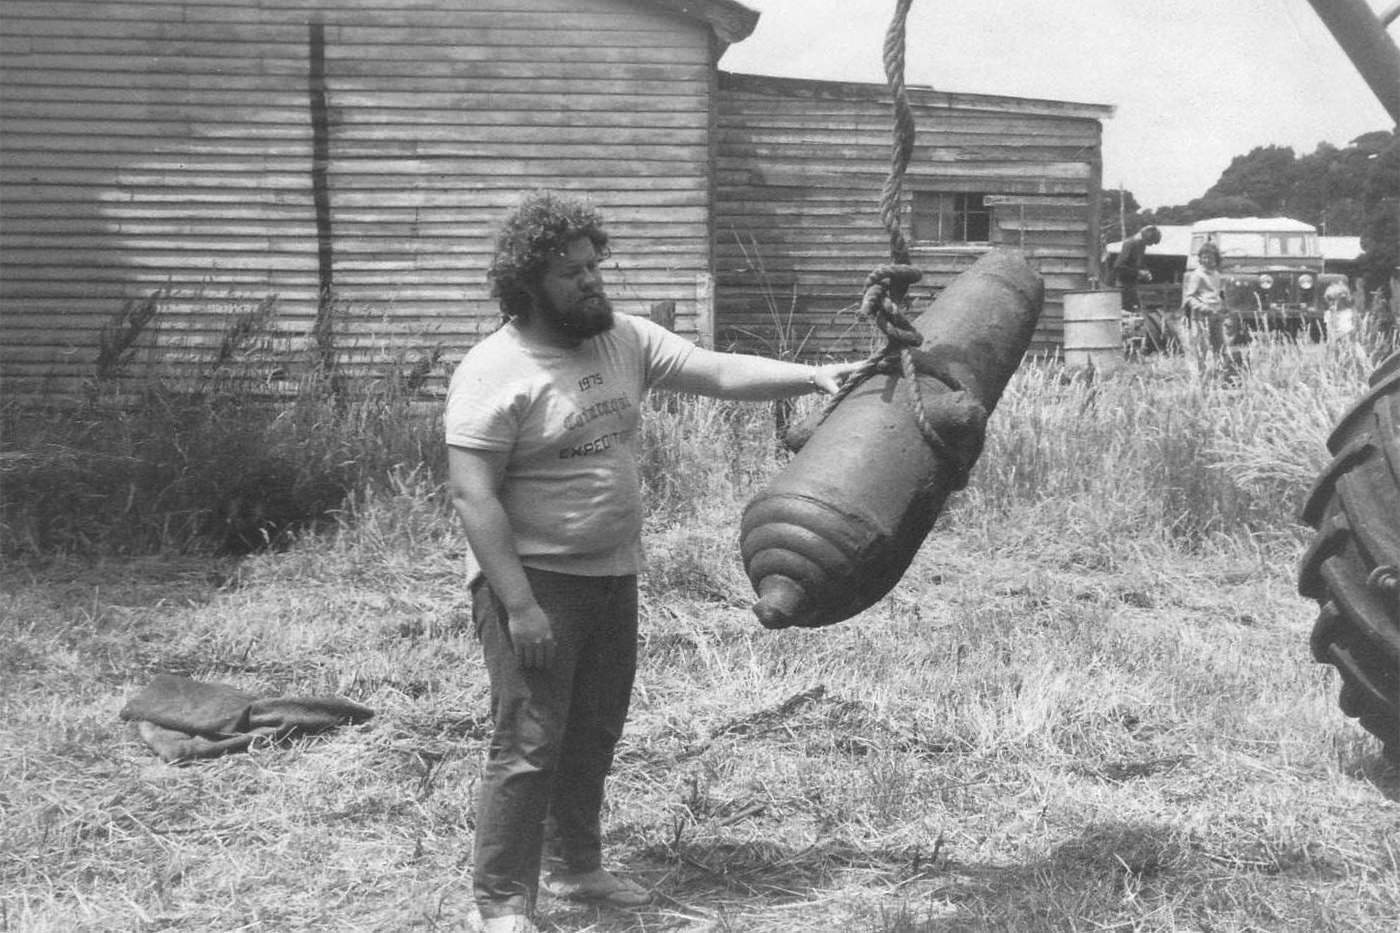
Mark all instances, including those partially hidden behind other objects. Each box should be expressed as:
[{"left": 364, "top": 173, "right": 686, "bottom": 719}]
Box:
[{"left": 909, "top": 190, "right": 996, "bottom": 248}]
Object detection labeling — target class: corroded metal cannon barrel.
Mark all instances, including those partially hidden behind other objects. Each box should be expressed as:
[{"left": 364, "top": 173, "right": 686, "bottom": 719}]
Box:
[{"left": 740, "top": 249, "right": 1044, "bottom": 629}]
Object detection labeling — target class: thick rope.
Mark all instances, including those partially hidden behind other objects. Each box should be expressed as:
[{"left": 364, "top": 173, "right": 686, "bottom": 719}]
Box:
[
  {"left": 814, "top": 0, "right": 957, "bottom": 467},
  {"left": 844, "top": 0, "right": 922, "bottom": 386},
  {"left": 879, "top": 0, "right": 916, "bottom": 269}
]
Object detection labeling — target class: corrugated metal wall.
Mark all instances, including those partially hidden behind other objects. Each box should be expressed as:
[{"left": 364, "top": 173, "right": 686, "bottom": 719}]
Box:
[
  {"left": 0, "top": 0, "right": 717, "bottom": 399},
  {"left": 713, "top": 74, "right": 1110, "bottom": 357}
]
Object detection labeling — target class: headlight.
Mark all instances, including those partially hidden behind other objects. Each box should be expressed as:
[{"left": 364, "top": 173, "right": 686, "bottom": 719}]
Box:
[
  {"left": 1299, "top": 274, "right": 1315, "bottom": 290},
  {"left": 1258, "top": 274, "right": 1274, "bottom": 289}
]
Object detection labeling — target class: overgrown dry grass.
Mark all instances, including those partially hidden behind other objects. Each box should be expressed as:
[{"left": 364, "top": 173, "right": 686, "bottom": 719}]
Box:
[{"left": 3, "top": 338, "right": 1399, "bottom": 932}]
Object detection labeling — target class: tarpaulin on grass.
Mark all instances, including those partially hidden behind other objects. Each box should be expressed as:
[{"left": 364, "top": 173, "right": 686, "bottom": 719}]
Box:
[{"left": 120, "top": 673, "right": 374, "bottom": 763}]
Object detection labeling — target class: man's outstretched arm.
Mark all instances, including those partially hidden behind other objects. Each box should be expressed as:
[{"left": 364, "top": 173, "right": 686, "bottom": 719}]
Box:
[{"left": 665, "top": 348, "right": 861, "bottom": 401}]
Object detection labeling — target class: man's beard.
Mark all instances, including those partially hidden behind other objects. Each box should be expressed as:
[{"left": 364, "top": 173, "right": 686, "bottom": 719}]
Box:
[{"left": 540, "top": 292, "right": 615, "bottom": 339}]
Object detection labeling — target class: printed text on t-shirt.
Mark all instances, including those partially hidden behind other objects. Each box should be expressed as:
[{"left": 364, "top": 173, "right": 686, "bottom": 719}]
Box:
[
  {"left": 563, "top": 395, "right": 631, "bottom": 432},
  {"left": 560, "top": 429, "right": 634, "bottom": 459}
]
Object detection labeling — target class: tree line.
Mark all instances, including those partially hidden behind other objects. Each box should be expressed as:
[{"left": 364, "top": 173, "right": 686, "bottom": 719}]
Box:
[{"left": 1103, "top": 129, "right": 1398, "bottom": 295}]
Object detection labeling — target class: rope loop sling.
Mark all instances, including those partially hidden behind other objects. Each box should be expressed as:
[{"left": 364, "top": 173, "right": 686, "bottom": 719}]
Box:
[{"left": 816, "top": 0, "right": 956, "bottom": 467}]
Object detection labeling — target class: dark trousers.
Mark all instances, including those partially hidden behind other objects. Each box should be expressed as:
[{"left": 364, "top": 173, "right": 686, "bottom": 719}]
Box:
[
  {"left": 1116, "top": 270, "right": 1141, "bottom": 312},
  {"left": 471, "top": 568, "right": 638, "bottom": 918}
]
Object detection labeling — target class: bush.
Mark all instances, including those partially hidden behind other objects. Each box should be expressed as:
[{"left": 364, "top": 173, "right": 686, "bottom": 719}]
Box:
[
  {"left": 0, "top": 381, "right": 444, "bottom": 557},
  {"left": 3, "top": 324, "right": 1382, "bottom": 561}
]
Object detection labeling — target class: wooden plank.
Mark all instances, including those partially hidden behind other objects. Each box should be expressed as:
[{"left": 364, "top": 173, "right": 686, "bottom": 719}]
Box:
[
  {"left": 2, "top": 93, "right": 712, "bottom": 126},
  {"left": 0, "top": 113, "right": 709, "bottom": 142},
  {"left": 2, "top": 48, "right": 706, "bottom": 79},
  {"left": 0, "top": 179, "right": 709, "bottom": 210},
  {"left": 7, "top": 73, "right": 707, "bottom": 100},
  {"left": 1, "top": 0, "right": 689, "bottom": 21},
  {"left": 719, "top": 72, "right": 1112, "bottom": 119},
  {"left": 714, "top": 140, "right": 1094, "bottom": 163},
  {"left": 720, "top": 105, "right": 1103, "bottom": 132},
  {"left": 3, "top": 11, "right": 708, "bottom": 41},
  {"left": 0, "top": 62, "right": 717, "bottom": 92},
  {"left": 0, "top": 159, "right": 711, "bottom": 189},
  {"left": 0, "top": 146, "right": 714, "bottom": 173},
  {"left": 1, "top": 212, "right": 714, "bottom": 237},
  {"left": 720, "top": 130, "right": 1102, "bottom": 150},
  {"left": 3, "top": 32, "right": 709, "bottom": 65},
  {"left": 717, "top": 115, "right": 1100, "bottom": 151},
  {"left": 736, "top": 161, "right": 1093, "bottom": 181},
  {"left": 3, "top": 66, "right": 713, "bottom": 103},
  {"left": 1, "top": 246, "right": 712, "bottom": 273},
  {"left": 718, "top": 177, "right": 1091, "bottom": 198}
]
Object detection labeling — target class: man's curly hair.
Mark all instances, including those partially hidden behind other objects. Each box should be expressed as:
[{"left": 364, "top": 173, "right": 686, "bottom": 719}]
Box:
[{"left": 488, "top": 190, "right": 610, "bottom": 322}]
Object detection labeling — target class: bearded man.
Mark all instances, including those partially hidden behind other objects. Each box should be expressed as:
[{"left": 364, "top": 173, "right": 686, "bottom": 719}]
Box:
[{"left": 444, "top": 190, "right": 856, "bottom": 933}]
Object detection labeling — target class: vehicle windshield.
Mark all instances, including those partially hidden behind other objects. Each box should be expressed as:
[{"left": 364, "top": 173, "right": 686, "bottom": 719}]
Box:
[
  {"left": 1193, "top": 231, "right": 1318, "bottom": 260},
  {"left": 1266, "top": 233, "right": 1315, "bottom": 257}
]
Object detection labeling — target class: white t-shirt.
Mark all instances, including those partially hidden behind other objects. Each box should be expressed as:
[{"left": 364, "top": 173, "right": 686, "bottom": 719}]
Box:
[{"left": 444, "top": 313, "right": 697, "bottom": 576}]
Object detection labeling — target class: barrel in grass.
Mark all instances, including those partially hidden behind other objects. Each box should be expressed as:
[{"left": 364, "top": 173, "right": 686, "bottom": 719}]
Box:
[
  {"left": 740, "top": 249, "right": 1044, "bottom": 630},
  {"left": 1062, "top": 289, "right": 1125, "bottom": 374}
]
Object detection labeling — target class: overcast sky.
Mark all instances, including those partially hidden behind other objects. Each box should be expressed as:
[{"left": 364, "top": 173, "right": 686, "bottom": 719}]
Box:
[{"left": 718, "top": 0, "right": 1393, "bottom": 209}]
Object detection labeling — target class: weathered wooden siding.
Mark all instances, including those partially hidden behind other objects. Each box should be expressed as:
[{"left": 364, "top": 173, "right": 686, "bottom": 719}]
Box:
[
  {"left": 713, "top": 73, "right": 1111, "bottom": 357},
  {"left": 0, "top": 0, "right": 721, "bottom": 398}
]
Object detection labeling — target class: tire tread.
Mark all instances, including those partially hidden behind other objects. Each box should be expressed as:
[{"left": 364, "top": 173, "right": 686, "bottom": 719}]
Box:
[{"left": 1298, "top": 351, "right": 1400, "bottom": 758}]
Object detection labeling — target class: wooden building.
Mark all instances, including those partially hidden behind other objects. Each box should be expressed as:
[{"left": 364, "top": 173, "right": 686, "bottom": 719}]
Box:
[
  {"left": 0, "top": 0, "right": 757, "bottom": 397},
  {"left": 0, "top": 0, "right": 1111, "bottom": 400},
  {"left": 713, "top": 73, "right": 1113, "bottom": 355}
]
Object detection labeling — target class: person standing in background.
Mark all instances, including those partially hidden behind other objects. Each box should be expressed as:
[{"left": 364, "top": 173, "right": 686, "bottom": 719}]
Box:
[{"left": 1181, "top": 240, "right": 1240, "bottom": 379}]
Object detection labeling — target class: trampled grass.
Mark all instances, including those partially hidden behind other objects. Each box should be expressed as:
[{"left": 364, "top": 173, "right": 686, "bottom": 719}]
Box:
[{"left": 2, "top": 337, "right": 1399, "bottom": 931}]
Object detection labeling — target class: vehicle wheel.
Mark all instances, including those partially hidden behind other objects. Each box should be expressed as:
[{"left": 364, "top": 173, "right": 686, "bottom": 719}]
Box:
[{"left": 1298, "top": 351, "right": 1400, "bottom": 759}]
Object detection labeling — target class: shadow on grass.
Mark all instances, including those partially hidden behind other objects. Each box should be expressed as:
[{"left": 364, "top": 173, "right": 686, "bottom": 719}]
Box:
[
  {"left": 914, "top": 822, "right": 1195, "bottom": 932},
  {"left": 527, "top": 823, "right": 1182, "bottom": 931},
  {"left": 537, "top": 818, "right": 1367, "bottom": 932}
]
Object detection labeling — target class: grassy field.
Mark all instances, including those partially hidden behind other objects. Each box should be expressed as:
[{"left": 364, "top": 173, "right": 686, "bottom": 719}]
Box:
[{"left": 3, "top": 338, "right": 1399, "bottom": 932}]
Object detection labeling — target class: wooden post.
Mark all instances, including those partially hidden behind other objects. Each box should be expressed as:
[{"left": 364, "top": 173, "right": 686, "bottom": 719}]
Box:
[
  {"left": 649, "top": 300, "right": 677, "bottom": 331},
  {"left": 308, "top": 18, "right": 337, "bottom": 384},
  {"left": 695, "top": 272, "right": 715, "bottom": 348}
]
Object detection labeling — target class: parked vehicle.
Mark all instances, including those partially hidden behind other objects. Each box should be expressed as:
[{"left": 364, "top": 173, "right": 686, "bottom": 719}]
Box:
[{"left": 1188, "top": 217, "right": 1349, "bottom": 340}]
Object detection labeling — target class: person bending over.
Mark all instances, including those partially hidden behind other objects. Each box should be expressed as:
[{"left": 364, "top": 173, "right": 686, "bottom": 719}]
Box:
[{"left": 1109, "top": 224, "right": 1161, "bottom": 313}]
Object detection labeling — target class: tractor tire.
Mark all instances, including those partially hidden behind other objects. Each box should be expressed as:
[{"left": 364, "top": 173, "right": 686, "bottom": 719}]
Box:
[{"left": 1298, "top": 350, "right": 1400, "bottom": 759}]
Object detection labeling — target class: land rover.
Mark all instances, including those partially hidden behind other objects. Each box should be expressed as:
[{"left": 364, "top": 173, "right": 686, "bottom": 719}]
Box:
[{"left": 1188, "top": 217, "right": 1348, "bottom": 339}]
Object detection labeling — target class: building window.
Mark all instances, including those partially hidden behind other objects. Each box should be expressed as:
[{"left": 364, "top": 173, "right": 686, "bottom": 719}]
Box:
[{"left": 911, "top": 192, "right": 993, "bottom": 245}]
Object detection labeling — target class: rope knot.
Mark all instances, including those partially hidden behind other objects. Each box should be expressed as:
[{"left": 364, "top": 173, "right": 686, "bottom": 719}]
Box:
[{"left": 859, "top": 264, "right": 924, "bottom": 349}]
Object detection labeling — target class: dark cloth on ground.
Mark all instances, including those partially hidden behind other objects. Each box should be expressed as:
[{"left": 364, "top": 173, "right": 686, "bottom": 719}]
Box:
[{"left": 119, "top": 673, "right": 373, "bottom": 763}]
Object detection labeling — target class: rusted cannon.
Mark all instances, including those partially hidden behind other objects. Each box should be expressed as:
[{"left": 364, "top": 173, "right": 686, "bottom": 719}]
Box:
[{"left": 740, "top": 249, "right": 1044, "bottom": 629}]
